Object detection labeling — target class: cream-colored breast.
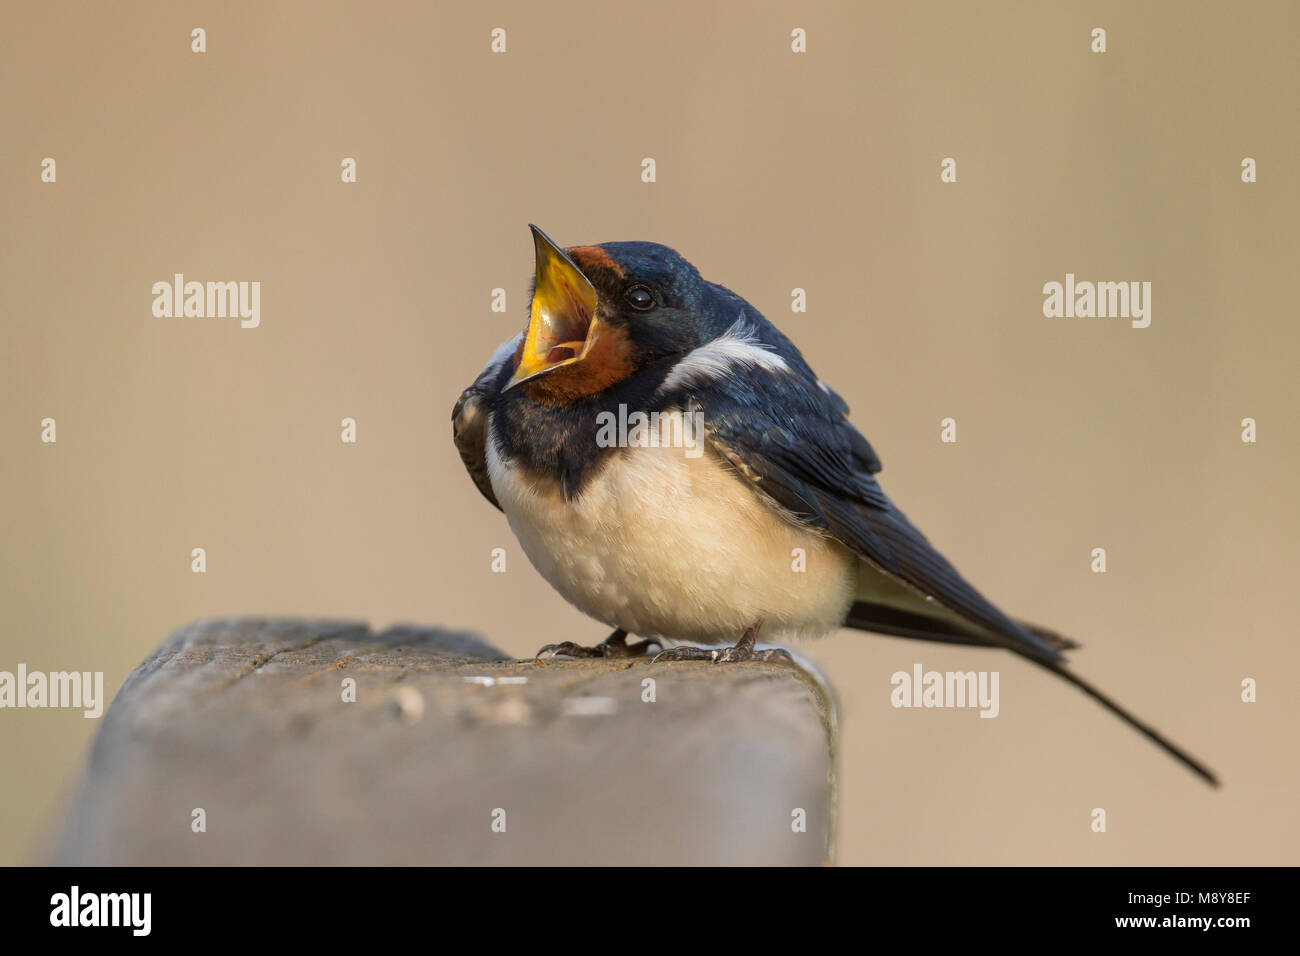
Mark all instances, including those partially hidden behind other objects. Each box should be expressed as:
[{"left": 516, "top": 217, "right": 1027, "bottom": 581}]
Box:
[{"left": 485, "top": 415, "right": 858, "bottom": 644}]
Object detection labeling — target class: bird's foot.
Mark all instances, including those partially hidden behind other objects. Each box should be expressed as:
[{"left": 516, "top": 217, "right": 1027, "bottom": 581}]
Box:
[
  {"left": 653, "top": 624, "right": 793, "bottom": 664},
  {"left": 535, "top": 628, "right": 661, "bottom": 660}
]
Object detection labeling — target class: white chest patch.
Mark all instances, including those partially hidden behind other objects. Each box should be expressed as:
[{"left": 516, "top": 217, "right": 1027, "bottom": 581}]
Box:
[{"left": 485, "top": 414, "right": 857, "bottom": 644}]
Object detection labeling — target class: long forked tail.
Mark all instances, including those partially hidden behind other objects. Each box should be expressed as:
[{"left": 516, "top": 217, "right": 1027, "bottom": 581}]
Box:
[
  {"left": 1034, "top": 659, "right": 1220, "bottom": 787},
  {"left": 845, "top": 599, "right": 1219, "bottom": 786}
]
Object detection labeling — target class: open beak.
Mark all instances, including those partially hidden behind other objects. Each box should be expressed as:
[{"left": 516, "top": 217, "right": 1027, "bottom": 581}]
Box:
[{"left": 505, "top": 225, "right": 600, "bottom": 390}]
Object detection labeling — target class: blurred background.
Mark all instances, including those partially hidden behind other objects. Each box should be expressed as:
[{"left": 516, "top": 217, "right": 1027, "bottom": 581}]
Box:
[{"left": 2, "top": 0, "right": 1297, "bottom": 865}]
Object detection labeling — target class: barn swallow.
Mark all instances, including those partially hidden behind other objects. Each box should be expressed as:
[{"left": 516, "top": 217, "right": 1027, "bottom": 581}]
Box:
[{"left": 453, "top": 225, "right": 1218, "bottom": 786}]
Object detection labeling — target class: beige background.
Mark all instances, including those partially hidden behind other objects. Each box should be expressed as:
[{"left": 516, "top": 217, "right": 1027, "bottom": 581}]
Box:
[{"left": 2, "top": 1, "right": 1297, "bottom": 865}]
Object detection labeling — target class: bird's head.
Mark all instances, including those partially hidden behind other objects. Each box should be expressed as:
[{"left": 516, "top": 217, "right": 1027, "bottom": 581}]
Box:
[{"left": 505, "top": 225, "right": 720, "bottom": 402}]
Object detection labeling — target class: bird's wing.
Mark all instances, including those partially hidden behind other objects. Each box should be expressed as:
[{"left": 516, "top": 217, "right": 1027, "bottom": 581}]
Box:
[
  {"left": 694, "top": 364, "right": 1064, "bottom": 664},
  {"left": 451, "top": 334, "right": 521, "bottom": 512}
]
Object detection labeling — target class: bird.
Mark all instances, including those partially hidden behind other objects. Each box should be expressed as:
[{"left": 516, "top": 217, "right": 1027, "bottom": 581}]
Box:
[{"left": 453, "top": 225, "right": 1218, "bottom": 786}]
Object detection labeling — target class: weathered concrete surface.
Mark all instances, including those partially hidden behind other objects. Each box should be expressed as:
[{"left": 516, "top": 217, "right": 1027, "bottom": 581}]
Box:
[{"left": 51, "top": 618, "right": 837, "bottom": 865}]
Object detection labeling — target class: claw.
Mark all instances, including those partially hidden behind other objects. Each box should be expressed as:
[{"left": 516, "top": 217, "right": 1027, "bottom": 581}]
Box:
[
  {"left": 652, "top": 624, "right": 795, "bottom": 665},
  {"left": 534, "top": 628, "right": 660, "bottom": 660},
  {"left": 535, "top": 641, "right": 601, "bottom": 660},
  {"left": 653, "top": 646, "right": 719, "bottom": 663}
]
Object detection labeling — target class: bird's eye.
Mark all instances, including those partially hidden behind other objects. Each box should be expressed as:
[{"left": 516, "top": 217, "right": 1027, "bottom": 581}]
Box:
[{"left": 625, "top": 285, "right": 655, "bottom": 311}]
